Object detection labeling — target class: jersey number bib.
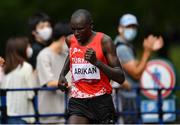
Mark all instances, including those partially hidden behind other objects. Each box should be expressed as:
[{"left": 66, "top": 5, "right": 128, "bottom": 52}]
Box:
[{"left": 72, "top": 63, "right": 100, "bottom": 82}]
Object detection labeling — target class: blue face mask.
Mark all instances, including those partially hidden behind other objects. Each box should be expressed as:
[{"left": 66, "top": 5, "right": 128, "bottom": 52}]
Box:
[{"left": 124, "top": 28, "right": 137, "bottom": 42}]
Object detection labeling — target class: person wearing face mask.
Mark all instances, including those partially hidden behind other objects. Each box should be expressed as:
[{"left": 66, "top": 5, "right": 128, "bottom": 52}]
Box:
[
  {"left": 28, "top": 12, "right": 53, "bottom": 70},
  {"left": 113, "top": 14, "right": 164, "bottom": 124},
  {"left": 36, "top": 21, "right": 72, "bottom": 123},
  {"left": 0, "top": 37, "right": 36, "bottom": 124}
]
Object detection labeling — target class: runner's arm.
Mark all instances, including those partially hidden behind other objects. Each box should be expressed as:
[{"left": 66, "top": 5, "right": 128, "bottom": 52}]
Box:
[
  {"left": 85, "top": 34, "right": 125, "bottom": 84},
  {"left": 59, "top": 54, "right": 70, "bottom": 78},
  {"left": 58, "top": 36, "right": 71, "bottom": 89}
]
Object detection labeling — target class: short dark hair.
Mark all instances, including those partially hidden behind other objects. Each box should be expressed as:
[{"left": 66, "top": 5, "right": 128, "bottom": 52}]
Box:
[
  {"left": 28, "top": 12, "right": 52, "bottom": 32},
  {"left": 71, "top": 9, "right": 93, "bottom": 25},
  {"left": 51, "top": 21, "right": 72, "bottom": 41}
]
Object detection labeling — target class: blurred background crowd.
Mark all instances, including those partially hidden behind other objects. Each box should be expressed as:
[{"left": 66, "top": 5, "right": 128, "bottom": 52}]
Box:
[{"left": 0, "top": 0, "right": 180, "bottom": 69}]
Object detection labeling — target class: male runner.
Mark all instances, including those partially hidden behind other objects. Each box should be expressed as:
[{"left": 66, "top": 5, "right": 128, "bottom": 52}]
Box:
[{"left": 58, "top": 9, "right": 125, "bottom": 124}]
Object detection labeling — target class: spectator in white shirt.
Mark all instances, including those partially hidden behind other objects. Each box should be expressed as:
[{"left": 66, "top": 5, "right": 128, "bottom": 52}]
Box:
[
  {"left": 0, "top": 37, "right": 36, "bottom": 124},
  {"left": 36, "top": 21, "right": 72, "bottom": 123}
]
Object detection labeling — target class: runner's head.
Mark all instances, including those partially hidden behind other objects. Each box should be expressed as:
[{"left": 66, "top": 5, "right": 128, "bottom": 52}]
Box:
[{"left": 70, "top": 9, "right": 93, "bottom": 43}]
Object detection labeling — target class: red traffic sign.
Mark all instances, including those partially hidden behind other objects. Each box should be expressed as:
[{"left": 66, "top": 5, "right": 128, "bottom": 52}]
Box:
[{"left": 140, "top": 59, "right": 176, "bottom": 99}]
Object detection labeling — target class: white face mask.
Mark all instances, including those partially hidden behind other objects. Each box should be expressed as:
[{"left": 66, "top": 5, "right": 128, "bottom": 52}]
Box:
[
  {"left": 27, "top": 47, "right": 33, "bottom": 58},
  {"left": 37, "top": 27, "right": 52, "bottom": 41},
  {"left": 124, "top": 28, "right": 137, "bottom": 42}
]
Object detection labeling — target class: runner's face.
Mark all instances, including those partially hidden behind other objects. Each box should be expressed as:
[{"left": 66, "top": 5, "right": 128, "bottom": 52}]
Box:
[{"left": 71, "top": 17, "right": 91, "bottom": 43}]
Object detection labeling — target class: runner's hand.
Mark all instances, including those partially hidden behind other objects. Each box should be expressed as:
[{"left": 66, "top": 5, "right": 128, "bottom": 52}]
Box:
[
  {"left": 58, "top": 75, "right": 68, "bottom": 92},
  {"left": 84, "top": 48, "right": 97, "bottom": 65}
]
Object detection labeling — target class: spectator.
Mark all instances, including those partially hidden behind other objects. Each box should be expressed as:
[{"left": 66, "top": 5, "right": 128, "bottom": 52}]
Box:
[
  {"left": 0, "top": 57, "right": 5, "bottom": 82},
  {"left": 36, "top": 21, "right": 72, "bottom": 123},
  {"left": 0, "top": 37, "right": 36, "bottom": 124},
  {"left": 114, "top": 14, "right": 163, "bottom": 124},
  {"left": 0, "top": 57, "right": 5, "bottom": 66},
  {"left": 28, "top": 12, "right": 53, "bottom": 70}
]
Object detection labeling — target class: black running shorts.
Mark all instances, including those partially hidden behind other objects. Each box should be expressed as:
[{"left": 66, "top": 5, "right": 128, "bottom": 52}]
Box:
[{"left": 68, "top": 94, "right": 117, "bottom": 124}]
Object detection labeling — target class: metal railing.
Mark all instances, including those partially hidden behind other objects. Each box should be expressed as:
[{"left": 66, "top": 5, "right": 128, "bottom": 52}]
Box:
[
  {"left": 0, "top": 87, "right": 68, "bottom": 124},
  {"left": 113, "top": 87, "right": 180, "bottom": 124},
  {"left": 0, "top": 86, "right": 180, "bottom": 124}
]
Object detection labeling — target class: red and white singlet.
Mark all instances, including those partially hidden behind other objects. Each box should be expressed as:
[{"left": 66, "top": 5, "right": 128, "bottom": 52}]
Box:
[{"left": 69, "top": 32, "right": 112, "bottom": 98}]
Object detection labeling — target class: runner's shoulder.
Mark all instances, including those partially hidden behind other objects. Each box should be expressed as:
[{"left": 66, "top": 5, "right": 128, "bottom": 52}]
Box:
[
  {"left": 101, "top": 33, "right": 113, "bottom": 44},
  {"left": 65, "top": 34, "right": 74, "bottom": 46}
]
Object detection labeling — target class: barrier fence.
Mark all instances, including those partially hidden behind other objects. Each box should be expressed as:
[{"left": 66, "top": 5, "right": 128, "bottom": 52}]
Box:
[{"left": 0, "top": 86, "right": 180, "bottom": 124}]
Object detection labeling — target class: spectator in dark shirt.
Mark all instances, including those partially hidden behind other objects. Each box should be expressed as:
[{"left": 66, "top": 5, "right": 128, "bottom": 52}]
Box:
[{"left": 28, "top": 12, "right": 53, "bottom": 70}]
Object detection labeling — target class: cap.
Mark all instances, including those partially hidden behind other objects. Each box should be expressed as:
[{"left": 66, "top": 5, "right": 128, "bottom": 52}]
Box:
[{"left": 119, "top": 14, "right": 138, "bottom": 26}]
